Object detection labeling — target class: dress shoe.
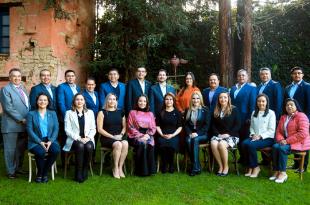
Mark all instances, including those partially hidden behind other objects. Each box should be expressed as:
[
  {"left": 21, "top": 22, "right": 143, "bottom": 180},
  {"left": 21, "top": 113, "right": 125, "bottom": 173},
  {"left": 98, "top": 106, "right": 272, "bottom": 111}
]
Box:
[
  {"left": 294, "top": 168, "right": 305, "bottom": 173},
  {"left": 250, "top": 167, "right": 261, "bottom": 178},
  {"left": 244, "top": 172, "right": 252, "bottom": 177},
  {"left": 275, "top": 175, "right": 288, "bottom": 183},
  {"left": 221, "top": 172, "right": 229, "bottom": 177},
  {"left": 41, "top": 176, "right": 48, "bottom": 183},
  {"left": 7, "top": 173, "right": 17, "bottom": 179},
  {"left": 35, "top": 176, "right": 42, "bottom": 183},
  {"left": 269, "top": 176, "right": 277, "bottom": 181},
  {"left": 216, "top": 172, "right": 222, "bottom": 176}
]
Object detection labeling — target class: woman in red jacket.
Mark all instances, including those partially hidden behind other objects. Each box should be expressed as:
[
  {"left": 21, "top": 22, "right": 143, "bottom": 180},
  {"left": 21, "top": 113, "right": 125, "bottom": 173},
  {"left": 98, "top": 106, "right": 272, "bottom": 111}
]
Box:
[{"left": 271, "top": 98, "right": 310, "bottom": 183}]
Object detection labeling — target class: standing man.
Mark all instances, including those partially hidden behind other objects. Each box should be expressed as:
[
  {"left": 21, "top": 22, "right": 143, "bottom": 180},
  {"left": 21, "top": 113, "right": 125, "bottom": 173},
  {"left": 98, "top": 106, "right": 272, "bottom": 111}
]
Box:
[
  {"left": 99, "top": 68, "right": 126, "bottom": 111},
  {"left": 202, "top": 73, "right": 227, "bottom": 114},
  {"left": 82, "top": 77, "right": 100, "bottom": 163},
  {"left": 257, "top": 67, "right": 283, "bottom": 120},
  {"left": 57, "top": 69, "right": 81, "bottom": 167},
  {"left": 0, "top": 68, "right": 29, "bottom": 179},
  {"left": 126, "top": 67, "right": 152, "bottom": 114},
  {"left": 230, "top": 69, "right": 256, "bottom": 164},
  {"left": 29, "top": 69, "right": 57, "bottom": 111},
  {"left": 149, "top": 69, "right": 176, "bottom": 117},
  {"left": 284, "top": 66, "right": 310, "bottom": 171}
]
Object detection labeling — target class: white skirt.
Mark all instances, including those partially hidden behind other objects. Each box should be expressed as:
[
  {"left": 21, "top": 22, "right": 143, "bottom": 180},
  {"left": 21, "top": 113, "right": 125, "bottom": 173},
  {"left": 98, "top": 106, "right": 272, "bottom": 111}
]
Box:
[{"left": 211, "top": 135, "right": 239, "bottom": 148}]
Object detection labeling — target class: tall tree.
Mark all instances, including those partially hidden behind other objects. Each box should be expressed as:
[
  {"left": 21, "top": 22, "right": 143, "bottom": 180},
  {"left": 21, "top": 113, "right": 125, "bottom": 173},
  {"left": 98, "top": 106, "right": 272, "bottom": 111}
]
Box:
[
  {"left": 219, "top": 0, "right": 234, "bottom": 87},
  {"left": 242, "top": 0, "right": 252, "bottom": 79}
]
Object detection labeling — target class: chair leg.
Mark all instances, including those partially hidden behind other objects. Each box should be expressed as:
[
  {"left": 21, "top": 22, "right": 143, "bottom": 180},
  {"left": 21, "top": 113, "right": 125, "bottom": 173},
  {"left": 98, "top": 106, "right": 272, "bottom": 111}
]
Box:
[
  {"left": 51, "top": 163, "right": 55, "bottom": 180},
  {"left": 157, "top": 156, "right": 160, "bottom": 173},
  {"left": 202, "top": 148, "right": 207, "bottom": 171},
  {"left": 28, "top": 155, "right": 32, "bottom": 183},
  {"left": 100, "top": 150, "right": 104, "bottom": 176},
  {"left": 64, "top": 153, "right": 68, "bottom": 178},
  {"left": 176, "top": 153, "right": 180, "bottom": 173},
  {"left": 299, "top": 154, "right": 305, "bottom": 181},
  {"left": 54, "top": 162, "right": 58, "bottom": 174}
]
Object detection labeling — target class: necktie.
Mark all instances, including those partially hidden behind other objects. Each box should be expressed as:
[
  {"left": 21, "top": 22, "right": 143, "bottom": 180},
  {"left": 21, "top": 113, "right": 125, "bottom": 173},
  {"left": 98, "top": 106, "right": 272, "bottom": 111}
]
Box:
[{"left": 17, "top": 86, "right": 26, "bottom": 103}]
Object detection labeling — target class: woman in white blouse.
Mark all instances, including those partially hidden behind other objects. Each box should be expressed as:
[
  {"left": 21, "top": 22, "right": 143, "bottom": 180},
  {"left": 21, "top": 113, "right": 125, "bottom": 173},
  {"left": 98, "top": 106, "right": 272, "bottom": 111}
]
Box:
[{"left": 241, "top": 94, "right": 276, "bottom": 178}]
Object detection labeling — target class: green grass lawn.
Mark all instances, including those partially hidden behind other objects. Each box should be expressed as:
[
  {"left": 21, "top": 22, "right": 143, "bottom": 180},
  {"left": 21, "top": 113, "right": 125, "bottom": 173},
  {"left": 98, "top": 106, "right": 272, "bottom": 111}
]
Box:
[{"left": 0, "top": 150, "right": 309, "bottom": 205}]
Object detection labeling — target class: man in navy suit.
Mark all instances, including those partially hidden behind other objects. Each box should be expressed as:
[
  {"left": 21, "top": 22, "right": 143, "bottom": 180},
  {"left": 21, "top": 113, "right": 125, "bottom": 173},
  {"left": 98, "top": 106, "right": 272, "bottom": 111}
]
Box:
[
  {"left": 29, "top": 69, "right": 57, "bottom": 111},
  {"left": 82, "top": 77, "right": 100, "bottom": 163},
  {"left": 149, "top": 69, "right": 176, "bottom": 116},
  {"left": 230, "top": 69, "right": 256, "bottom": 164},
  {"left": 99, "top": 68, "right": 126, "bottom": 111},
  {"left": 57, "top": 69, "right": 81, "bottom": 167},
  {"left": 126, "top": 67, "right": 152, "bottom": 114},
  {"left": 257, "top": 67, "right": 283, "bottom": 120},
  {"left": 284, "top": 66, "right": 310, "bottom": 171},
  {"left": 202, "top": 73, "right": 227, "bottom": 114}
]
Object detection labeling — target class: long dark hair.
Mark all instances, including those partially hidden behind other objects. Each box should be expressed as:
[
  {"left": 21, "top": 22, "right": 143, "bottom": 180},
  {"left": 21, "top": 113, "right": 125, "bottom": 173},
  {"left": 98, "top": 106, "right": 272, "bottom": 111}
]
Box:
[
  {"left": 283, "top": 98, "right": 302, "bottom": 115},
  {"left": 179, "top": 72, "right": 197, "bottom": 96},
  {"left": 134, "top": 94, "right": 150, "bottom": 112},
  {"left": 253, "top": 93, "right": 270, "bottom": 117}
]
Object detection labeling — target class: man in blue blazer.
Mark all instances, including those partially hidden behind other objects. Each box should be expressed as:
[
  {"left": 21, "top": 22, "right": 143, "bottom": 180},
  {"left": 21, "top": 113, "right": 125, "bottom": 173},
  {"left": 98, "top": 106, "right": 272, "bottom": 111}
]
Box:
[
  {"left": 230, "top": 69, "right": 256, "bottom": 164},
  {"left": 284, "top": 66, "right": 310, "bottom": 171},
  {"left": 29, "top": 69, "right": 57, "bottom": 111},
  {"left": 82, "top": 77, "right": 100, "bottom": 163},
  {"left": 149, "top": 69, "right": 176, "bottom": 116},
  {"left": 0, "top": 68, "right": 29, "bottom": 179},
  {"left": 126, "top": 67, "right": 152, "bottom": 114},
  {"left": 257, "top": 67, "right": 283, "bottom": 120},
  {"left": 202, "top": 73, "right": 228, "bottom": 114},
  {"left": 99, "top": 68, "right": 126, "bottom": 111},
  {"left": 57, "top": 70, "right": 81, "bottom": 121},
  {"left": 56, "top": 69, "right": 81, "bottom": 167}
]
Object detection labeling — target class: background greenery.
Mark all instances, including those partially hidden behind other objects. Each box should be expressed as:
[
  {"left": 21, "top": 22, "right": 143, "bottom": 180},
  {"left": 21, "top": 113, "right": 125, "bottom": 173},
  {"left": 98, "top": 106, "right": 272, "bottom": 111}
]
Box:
[{"left": 89, "top": 0, "right": 310, "bottom": 88}]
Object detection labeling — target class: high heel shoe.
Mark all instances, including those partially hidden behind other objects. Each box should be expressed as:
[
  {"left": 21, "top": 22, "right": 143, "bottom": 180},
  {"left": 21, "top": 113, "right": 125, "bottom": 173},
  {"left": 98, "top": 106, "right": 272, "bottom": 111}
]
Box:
[
  {"left": 112, "top": 168, "right": 120, "bottom": 179},
  {"left": 244, "top": 172, "right": 252, "bottom": 177},
  {"left": 250, "top": 167, "right": 261, "bottom": 178},
  {"left": 275, "top": 174, "right": 288, "bottom": 183}
]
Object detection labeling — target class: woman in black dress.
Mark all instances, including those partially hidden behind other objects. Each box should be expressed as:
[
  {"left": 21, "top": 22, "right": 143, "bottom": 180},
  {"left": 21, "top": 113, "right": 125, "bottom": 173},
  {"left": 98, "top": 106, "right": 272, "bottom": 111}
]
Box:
[
  {"left": 97, "top": 93, "right": 128, "bottom": 179},
  {"left": 156, "top": 93, "right": 182, "bottom": 173}
]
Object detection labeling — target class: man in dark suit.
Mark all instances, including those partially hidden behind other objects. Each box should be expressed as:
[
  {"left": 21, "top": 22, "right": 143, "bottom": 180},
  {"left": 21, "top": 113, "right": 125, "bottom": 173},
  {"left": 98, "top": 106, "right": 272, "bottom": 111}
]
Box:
[
  {"left": 126, "top": 67, "right": 152, "bottom": 114},
  {"left": 230, "top": 69, "right": 256, "bottom": 164},
  {"left": 99, "top": 68, "right": 126, "bottom": 111},
  {"left": 202, "top": 73, "right": 228, "bottom": 114},
  {"left": 57, "top": 69, "right": 81, "bottom": 167},
  {"left": 257, "top": 67, "right": 283, "bottom": 120},
  {"left": 29, "top": 69, "right": 57, "bottom": 111},
  {"left": 82, "top": 77, "right": 100, "bottom": 163},
  {"left": 149, "top": 69, "right": 176, "bottom": 117},
  {"left": 284, "top": 66, "right": 310, "bottom": 171},
  {"left": 0, "top": 68, "right": 29, "bottom": 179}
]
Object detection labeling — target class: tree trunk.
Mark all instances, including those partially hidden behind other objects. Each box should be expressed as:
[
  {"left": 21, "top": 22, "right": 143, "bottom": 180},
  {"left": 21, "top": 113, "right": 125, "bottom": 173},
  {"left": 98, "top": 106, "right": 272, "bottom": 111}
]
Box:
[
  {"left": 234, "top": 0, "right": 244, "bottom": 74},
  {"left": 219, "top": 0, "right": 234, "bottom": 87},
  {"left": 242, "top": 0, "right": 252, "bottom": 80}
]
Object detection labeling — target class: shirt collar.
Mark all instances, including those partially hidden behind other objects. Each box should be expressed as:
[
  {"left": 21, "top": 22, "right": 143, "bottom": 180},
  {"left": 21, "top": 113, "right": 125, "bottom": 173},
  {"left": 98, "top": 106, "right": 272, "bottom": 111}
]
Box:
[
  {"left": 261, "top": 80, "right": 270, "bottom": 86},
  {"left": 292, "top": 80, "right": 303, "bottom": 86}
]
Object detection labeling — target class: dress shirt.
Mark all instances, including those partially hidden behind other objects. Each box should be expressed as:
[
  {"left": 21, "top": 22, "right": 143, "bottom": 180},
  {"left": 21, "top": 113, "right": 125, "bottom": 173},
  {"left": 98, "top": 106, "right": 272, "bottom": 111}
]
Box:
[
  {"left": 15, "top": 85, "right": 29, "bottom": 108},
  {"left": 258, "top": 80, "right": 271, "bottom": 94},
  {"left": 289, "top": 80, "right": 302, "bottom": 98},
  {"left": 159, "top": 83, "right": 167, "bottom": 96},
  {"left": 138, "top": 79, "right": 145, "bottom": 94},
  {"left": 234, "top": 83, "right": 246, "bottom": 99},
  {"left": 87, "top": 90, "right": 97, "bottom": 104},
  {"left": 209, "top": 89, "right": 216, "bottom": 104},
  {"left": 69, "top": 84, "right": 78, "bottom": 95},
  {"left": 44, "top": 83, "right": 53, "bottom": 99}
]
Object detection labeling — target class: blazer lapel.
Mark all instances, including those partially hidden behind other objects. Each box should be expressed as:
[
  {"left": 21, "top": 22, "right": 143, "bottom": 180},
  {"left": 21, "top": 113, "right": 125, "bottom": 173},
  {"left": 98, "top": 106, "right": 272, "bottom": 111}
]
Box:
[
  {"left": 71, "top": 111, "right": 79, "bottom": 129},
  {"left": 34, "top": 112, "right": 43, "bottom": 138},
  {"left": 40, "top": 84, "right": 53, "bottom": 100},
  {"left": 10, "top": 83, "right": 28, "bottom": 108},
  {"left": 135, "top": 79, "right": 144, "bottom": 94}
]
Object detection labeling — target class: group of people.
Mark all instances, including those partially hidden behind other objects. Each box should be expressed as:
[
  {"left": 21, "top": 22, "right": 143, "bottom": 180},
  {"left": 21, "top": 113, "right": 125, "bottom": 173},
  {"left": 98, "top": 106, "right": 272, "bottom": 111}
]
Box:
[{"left": 0, "top": 65, "right": 309, "bottom": 184}]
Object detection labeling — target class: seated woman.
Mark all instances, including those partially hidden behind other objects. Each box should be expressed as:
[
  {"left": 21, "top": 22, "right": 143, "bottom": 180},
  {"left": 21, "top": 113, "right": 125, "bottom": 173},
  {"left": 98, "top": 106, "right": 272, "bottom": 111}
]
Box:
[
  {"left": 211, "top": 92, "right": 241, "bottom": 176},
  {"left": 63, "top": 93, "right": 96, "bottom": 183},
  {"left": 271, "top": 98, "right": 310, "bottom": 183},
  {"left": 241, "top": 94, "right": 276, "bottom": 178},
  {"left": 127, "top": 94, "right": 156, "bottom": 176},
  {"left": 184, "top": 91, "right": 210, "bottom": 176},
  {"left": 97, "top": 93, "right": 128, "bottom": 179},
  {"left": 26, "top": 93, "right": 60, "bottom": 183},
  {"left": 156, "top": 92, "right": 182, "bottom": 173}
]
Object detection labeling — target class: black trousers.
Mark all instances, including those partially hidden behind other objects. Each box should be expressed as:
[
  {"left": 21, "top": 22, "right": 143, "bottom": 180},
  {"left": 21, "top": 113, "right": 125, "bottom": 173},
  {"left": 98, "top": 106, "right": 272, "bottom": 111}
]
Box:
[
  {"left": 159, "top": 147, "right": 175, "bottom": 170},
  {"left": 71, "top": 140, "right": 94, "bottom": 181}
]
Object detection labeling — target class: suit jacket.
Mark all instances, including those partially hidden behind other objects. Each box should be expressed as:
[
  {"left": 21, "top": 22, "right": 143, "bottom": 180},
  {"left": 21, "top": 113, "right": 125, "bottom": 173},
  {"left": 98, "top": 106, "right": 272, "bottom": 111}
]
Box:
[
  {"left": 56, "top": 83, "right": 81, "bottom": 121},
  {"left": 202, "top": 86, "right": 228, "bottom": 114},
  {"left": 0, "top": 82, "right": 29, "bottom": 133},
  {"left": 230, "top": 83, "right": 256, "bottom": 123},
  {"left": 63, "top": 110, "right": 96, "bottom": 151},
  {"left": 212, "top": 107, "right": 241, "bottom": 137},
  {"left": 184, "top": 107, "right": 210, "bottom": 136},
  {"left": 257, "top": 80, "right": 283, "bottom": 120},
  {"left": 82, "top": 90, "right": 100, "bottom": 118},
  {"left": 99, "top": 81, "right": 126, "bottom": 110},
  {"left": 29, "top": 83, "right": 57, "bottom": 111},
  {"left": 26, "top": 110, "right": 59, "bottom": 150},
  {"left": 126, "top": 79, "right": 152, "bottom": 114},
  {"left": 149, "top": 83, "right": 176, "bottom": 116},
  {"left": 249, "top": 110, "right": 276, "bottom": 139},
  {"left": 276, "top": 111, "right": 310, "bottom": 151},
  {"left": 284, "top": 80, "right": 310, "bottom": 120}
]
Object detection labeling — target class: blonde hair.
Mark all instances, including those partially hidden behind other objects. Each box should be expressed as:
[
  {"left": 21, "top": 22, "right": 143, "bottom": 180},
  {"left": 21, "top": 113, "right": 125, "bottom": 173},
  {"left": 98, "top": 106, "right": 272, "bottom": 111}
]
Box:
[
  {"left": 213, "top": 92, "right": 233, "bottom": 118},
  {"left": 186, "top": 91, "right": 205, "bottom": 120},
  {"left": 103, "top": 93, "right": 118, "bottom": 110}
]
